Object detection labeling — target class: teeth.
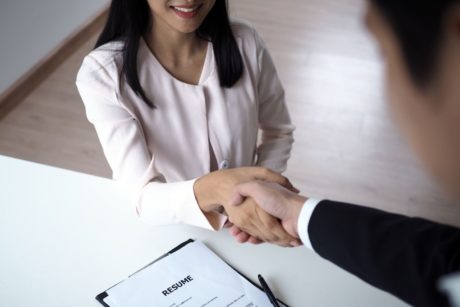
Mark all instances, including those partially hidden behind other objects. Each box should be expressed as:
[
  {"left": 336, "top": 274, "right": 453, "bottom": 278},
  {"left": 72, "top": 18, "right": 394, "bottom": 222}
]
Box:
[{"left": 173, "top": 6, "right": 199, "bottom": 13}]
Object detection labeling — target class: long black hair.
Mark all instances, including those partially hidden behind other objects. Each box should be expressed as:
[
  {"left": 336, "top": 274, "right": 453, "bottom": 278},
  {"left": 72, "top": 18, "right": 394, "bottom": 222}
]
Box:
[
  {"left": 370, "top": 0, "right": 458, "bottom": 87},
  {"left": 95, "top": 0, "right": 243, "bottom": 108}
]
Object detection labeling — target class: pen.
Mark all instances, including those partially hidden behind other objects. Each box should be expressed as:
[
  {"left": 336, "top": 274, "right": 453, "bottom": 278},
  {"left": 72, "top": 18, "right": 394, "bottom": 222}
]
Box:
[{"left": 258, "top": 274, "right": 281, "bottom": 307}]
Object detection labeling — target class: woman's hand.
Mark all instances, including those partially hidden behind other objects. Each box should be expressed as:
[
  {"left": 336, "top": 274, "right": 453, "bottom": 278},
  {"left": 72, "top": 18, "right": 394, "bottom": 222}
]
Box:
[{"left": 194, "top": 167, "right": 298, "bottom": 213}]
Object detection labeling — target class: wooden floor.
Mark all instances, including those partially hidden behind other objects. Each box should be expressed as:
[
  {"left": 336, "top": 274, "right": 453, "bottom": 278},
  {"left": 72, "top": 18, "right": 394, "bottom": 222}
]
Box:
[
  {"left": 0, "top": 0, "right": 458, "bottom": 225},
  {"left": 0, "top": 34, "right": 109, "bottom": 177}
]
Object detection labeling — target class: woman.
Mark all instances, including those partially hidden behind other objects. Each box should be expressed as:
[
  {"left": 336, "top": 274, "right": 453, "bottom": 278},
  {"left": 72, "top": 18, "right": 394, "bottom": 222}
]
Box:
[{"left": 76, "top": 0, "right": 298, "bottom": 246}]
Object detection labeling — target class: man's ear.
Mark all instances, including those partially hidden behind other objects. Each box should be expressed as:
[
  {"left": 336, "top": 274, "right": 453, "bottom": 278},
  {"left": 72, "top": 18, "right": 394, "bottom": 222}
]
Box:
[
  {"left": 445, "top": 3, "right": 460, "bottom": 45},
  {"left": 440, "top": 3, "right": 460, "bottom": 97}
]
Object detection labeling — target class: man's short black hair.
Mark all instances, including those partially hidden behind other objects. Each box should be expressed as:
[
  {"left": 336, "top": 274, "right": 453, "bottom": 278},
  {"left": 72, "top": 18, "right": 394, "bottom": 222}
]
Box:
[{"left": 371, "top": 0, "right": 458, "bottom": 87}]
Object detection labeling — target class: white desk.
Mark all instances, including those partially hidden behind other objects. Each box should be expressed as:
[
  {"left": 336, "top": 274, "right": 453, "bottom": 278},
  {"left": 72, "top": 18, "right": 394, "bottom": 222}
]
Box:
[{"left": 0, "top": 155, "right": 407, "bottom": 307}]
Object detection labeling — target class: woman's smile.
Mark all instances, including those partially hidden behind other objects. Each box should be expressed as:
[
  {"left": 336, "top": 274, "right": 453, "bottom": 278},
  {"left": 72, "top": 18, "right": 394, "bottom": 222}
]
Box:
[{"left": 170, "top": 3, "right": 204, "bottom": 19}]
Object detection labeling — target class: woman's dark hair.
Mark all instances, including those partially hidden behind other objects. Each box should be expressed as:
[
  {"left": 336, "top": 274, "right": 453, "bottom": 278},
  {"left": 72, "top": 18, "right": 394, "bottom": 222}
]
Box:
[
  {"left": 95, "top": 0, "right": 243, "bottom": 108},
  {"left": 370, "top": 0, "right": 458, "bottom": 87}
]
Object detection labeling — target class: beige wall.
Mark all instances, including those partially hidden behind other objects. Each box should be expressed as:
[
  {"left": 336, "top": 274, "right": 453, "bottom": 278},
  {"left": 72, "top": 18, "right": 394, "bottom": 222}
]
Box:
[{"left": 0, "top": 0, "right": 108, "bottom": 94}]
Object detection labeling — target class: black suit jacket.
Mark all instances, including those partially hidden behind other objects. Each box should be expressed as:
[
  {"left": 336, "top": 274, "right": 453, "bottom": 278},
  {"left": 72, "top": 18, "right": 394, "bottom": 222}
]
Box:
[{"left": 308, "top": 201, "right": 460, "bottom": 307}]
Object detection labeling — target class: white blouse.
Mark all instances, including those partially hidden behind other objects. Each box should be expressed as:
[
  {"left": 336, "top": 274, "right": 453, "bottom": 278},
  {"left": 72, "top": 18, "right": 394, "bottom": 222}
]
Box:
[{"left": 76, "top": 21, "right": 295, "bottom": 231}]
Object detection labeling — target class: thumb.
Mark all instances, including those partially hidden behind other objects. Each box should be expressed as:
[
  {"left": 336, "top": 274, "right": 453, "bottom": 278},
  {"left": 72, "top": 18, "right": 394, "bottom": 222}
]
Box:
[
  {"left": 229, "top": 191, "right": 246, "bottom": 207},
  {"left": 232, "top": 182, "right": 289, "bottom": 220},
  {"left": 229, "top": 181, "right": 262, "bottom": 207}
]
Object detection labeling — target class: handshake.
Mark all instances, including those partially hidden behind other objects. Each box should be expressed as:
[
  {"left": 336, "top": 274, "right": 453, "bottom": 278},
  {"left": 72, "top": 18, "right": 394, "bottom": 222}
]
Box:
[{"left": 194, "top": 167, "right": 308, "bottom": 247}]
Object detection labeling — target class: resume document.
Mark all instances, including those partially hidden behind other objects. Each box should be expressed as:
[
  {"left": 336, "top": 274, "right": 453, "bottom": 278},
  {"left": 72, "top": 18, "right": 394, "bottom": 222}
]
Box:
[{"left": 100, "top": 240, "right": 278, "bottom": 307}]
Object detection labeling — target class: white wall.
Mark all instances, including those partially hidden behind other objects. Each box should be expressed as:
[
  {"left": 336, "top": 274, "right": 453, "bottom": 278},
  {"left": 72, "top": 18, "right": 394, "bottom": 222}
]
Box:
[{"left": 0, "top": 0, "right": 108, "bottom": 94}]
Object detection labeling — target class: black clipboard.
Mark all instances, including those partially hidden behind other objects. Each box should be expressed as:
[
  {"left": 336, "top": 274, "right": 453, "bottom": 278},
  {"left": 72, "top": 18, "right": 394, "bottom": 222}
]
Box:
[{"left": 95, "top": 239, "right": 290, "bottom": 307}]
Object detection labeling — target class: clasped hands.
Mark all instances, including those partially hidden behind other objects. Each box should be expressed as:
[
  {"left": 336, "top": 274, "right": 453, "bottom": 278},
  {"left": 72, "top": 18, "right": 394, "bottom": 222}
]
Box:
[{"left": 194, "top": 167, "right": 307, "bottom": 248}]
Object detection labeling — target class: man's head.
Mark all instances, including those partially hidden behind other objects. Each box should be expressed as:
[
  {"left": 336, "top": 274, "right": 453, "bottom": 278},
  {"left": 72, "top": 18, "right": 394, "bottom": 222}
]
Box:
[{"left": 365, "top": 0, "right": 460, "bottom": 199}]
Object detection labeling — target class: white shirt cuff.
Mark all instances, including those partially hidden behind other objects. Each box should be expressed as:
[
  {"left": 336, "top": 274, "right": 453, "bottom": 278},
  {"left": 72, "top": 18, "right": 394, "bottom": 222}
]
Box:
[
  {"left": 137, "top": 178, "right": 227, "bottom": 231},
  {"left": 297, "top": 198, "right": 322, "bottom": 250}
]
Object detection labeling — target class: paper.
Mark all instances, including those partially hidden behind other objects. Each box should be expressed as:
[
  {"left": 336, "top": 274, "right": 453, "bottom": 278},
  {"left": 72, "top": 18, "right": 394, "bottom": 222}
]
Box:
[{"left": 104, "top": 240, "right": 275, "bottom": 307}]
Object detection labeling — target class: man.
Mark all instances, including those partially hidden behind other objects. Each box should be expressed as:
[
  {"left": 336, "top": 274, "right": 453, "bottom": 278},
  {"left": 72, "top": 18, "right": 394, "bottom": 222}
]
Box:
[{"left": 231, "top": 1, "right": 460, "bottom": 306}]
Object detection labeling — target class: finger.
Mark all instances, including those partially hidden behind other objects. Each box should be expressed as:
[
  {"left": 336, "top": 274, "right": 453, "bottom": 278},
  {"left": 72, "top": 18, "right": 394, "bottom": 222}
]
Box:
[
  {"left": 254, "top": 168, "right": 299, "bottom": 192},
  {"left": 229, "top": 225, "right": 242, "bottom": 236},
  {"left": 288, "top": 179, "right": 300, "bottom": 194},
  {"left": 229, "top": 192, "right": 246, "bottom": 207},
  {"left": 290, "top": 239, "right": 303, "bottom": 247},
  {"left": 237, "top": 219, "right": 267, "bottom": 244},
  {"left": 230, "top": 182, "right": 264, "bottom": 206},
  {"left": 248, "top": 236, "right": 263, "bottom": 244},
  {"left": 284, "top": 178, "right": 300, "bottom": 194},
  {"left": 227, "top": 199, "right": 269, "bottom": 242},
  {"left": 280, "top": 177, "right": 299, "bottom": 194},
  {"left": 255, "top": 209, "right": 294, "bottom": 247},
  {"left": 224, "top": 220, "right": 233, "bottom": 228},
  {"left": 265, "top": 224, "right": 292, "bottom": 247},
  {"left": 236, "top": 231, "right": 250, "bottom": 243},
  {"left": 230, "top": 182, "right": 281, "bottom": 218}
]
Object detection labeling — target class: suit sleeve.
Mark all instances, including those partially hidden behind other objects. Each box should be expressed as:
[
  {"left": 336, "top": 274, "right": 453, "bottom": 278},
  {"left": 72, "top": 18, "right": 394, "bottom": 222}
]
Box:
[
  {"left": 308, "top": 200, "right": 460, "bottom": 307},
  {"left": 76, "top": 55, "right": 226, "bottom": 231}
]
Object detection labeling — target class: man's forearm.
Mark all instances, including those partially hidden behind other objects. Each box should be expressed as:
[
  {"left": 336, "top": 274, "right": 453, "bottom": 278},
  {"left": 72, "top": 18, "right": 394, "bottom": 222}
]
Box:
[{"left": 304, "top": 200, "right": 457, "bottom": 307}]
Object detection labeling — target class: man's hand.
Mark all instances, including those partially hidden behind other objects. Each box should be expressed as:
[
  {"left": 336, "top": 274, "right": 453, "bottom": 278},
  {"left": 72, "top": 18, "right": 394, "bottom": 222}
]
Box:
[
  {"left": 230, "top": 181, "right": 307, "bottom": 238},
  {"left": 223, "top": 197, "right": 300, "bottom": 247},
  {"left": 194, "top": 167, "right": 298, "bottom": 213}
]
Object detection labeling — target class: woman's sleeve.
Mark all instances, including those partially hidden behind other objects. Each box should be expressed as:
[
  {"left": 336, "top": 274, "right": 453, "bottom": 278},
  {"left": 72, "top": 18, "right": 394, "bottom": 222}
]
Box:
[
  {"left": 254, "top": 30, "right": 295, "bottom": 173},
  {"left": 76, "top": 55, "right": 226, "bottom": 231}
]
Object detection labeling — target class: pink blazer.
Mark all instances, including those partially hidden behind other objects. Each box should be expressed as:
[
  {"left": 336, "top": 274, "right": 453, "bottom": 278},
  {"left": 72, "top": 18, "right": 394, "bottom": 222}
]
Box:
[{"left": 76, "top": 21, "right": 294, "bottom": 231}]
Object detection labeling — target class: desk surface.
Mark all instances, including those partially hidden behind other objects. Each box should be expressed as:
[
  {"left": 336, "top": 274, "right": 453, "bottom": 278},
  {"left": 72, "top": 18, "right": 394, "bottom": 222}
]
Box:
[{"left": 0, "top": 155, "right": 407, "bottom": 307}]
